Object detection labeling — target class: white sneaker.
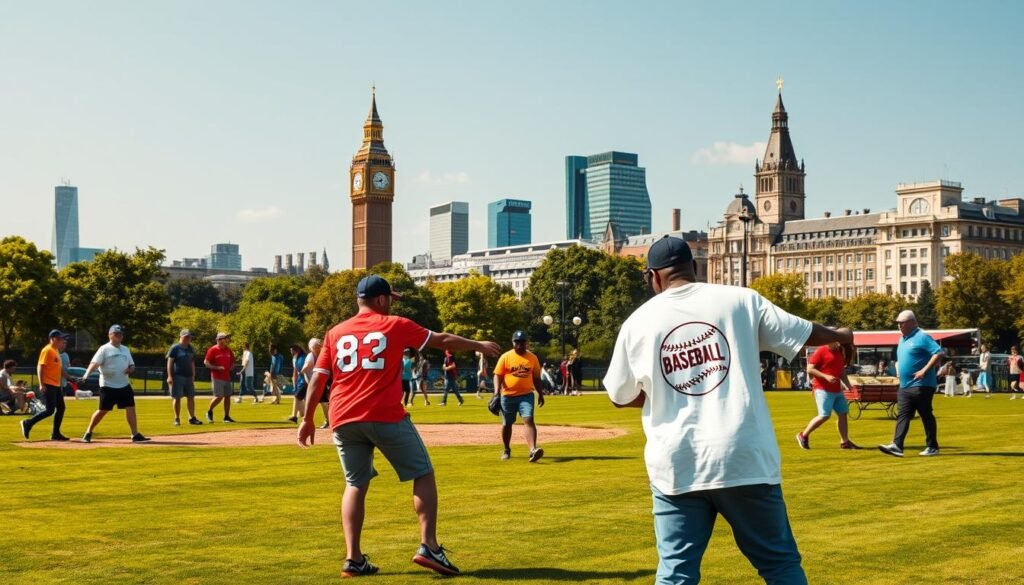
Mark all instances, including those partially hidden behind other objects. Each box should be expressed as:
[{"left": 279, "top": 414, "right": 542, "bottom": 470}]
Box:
[
  {"left": 1011, "top": 396, "right": 1017, "bottom": 400},
  {"left": 919, "top": 448, "right": 940, "bottom": 457}
]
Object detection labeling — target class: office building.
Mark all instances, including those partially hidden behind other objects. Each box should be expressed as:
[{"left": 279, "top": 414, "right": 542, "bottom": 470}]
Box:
[
  {"left": 429, "top": 201, "right": 469, "bottom": 264},
  {"left": 52, "top": 184, "right": 79, "bottom": 268},
  {"left": 70, "top": 247, "right": 105, "bottom": 263},
  {"left": 488, "top": 198, "right": 532, "bottom": 248},
  {"left": 207, "top": 243, "right": 242, "bottom": 271},
  {"left": 565, "top": 151, "right": 651, "bottom": 241}
]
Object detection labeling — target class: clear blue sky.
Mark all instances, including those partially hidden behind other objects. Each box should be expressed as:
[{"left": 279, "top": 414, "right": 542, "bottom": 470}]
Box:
[{"left": 2, "top": 1, "right": 1022, "bottom": 270}]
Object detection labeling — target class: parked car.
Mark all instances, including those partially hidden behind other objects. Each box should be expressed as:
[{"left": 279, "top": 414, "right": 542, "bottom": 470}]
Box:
[{"left": 66, "top": 366, "right": 100, "bottom": 392}]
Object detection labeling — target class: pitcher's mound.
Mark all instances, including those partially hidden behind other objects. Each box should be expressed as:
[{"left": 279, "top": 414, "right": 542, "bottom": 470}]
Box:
[{"left": 17, "top": 424, "right": 626, "bottom": 449}]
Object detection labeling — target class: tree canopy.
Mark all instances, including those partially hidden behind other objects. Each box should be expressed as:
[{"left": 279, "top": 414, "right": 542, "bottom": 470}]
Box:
[
  {"left": 0, "top": 236, "right": 58, "bottom": 353},
  {"left": 750, "top": 273, "right": 807, "bottom": 317},
  {"left": 838, "top": 292, "right": 909, "bottom": 331},
  {"left": 936, "top": 253, "right": 1011, "bottom": 348},
  {"left": 914, "top": 279, "right": 939, "bottom": 329},
  {"left": 240, "top": 275, "right": 310, "bottom": 321},
  {"left": 166, "top": 278, "right": 222, "bottom": 312},
  {"left": 223, "top": 301, "right": 305, "bottom": 363},
  {"left": 804, "top": 296, "right": 844, "bottom": 327},
  {"left": 430, "top": 273, "right": 523, "bottom": 350},
  {"left": 167, "top": 306, "right": 225, "bottom": 349}
]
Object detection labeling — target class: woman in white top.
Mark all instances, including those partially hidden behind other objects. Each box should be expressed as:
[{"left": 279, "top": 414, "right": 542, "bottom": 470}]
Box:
[
  {"left": 938, "top": 361, "right": 956, "bottom": 397},
  {"left": 977, "top": 345, "right": 992, "bottom": 398}
]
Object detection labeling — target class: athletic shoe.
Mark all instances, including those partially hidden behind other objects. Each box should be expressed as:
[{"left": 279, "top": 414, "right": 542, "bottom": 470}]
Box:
[
  {"left": 223, "top": 416, "right": 236, "bottom": 423},
  {"left": 439, "top": 403, "right": 447, "bottom": 407},
  {"left": 500, "top": 449, "right": 511, "bottom": 461},
  {"left": 919, "top": 447, "right": 940, "bottom": 457},
  {"left": 51, "top": 434, "right": 70, "bottom": 441},
  {"left": 413, "top": 544, "right": 460, "bottom": 576},
  {"left": 19, "top": 419, "right": 30, "bottom": 440},
  {"left": 319, "top": 421, "right": 330, "bottom": 429},
  {"left": 528, "top": 448, "right": 545, "bottom": 463},
  {"left": 287, "top": 416, "right": 298, "bottom": 423},
  {"left": 132, "top": 433, "right": 151, "bottom": 443},
  {"left": 188, "top": 418, "right": 203, "bottom": 425},
  {"left": 840, "top": 441, "right": 862, "bottom": 450},
  {"left": 82, "top": 432, "right": 92, "bottom": 443},
  {"left": 878, "top": 443, "right": 904, "bottom": 458},
  {"left": 341, "top": 555, "right": 379, "bottom": 578},
  {"left": 233, "top": 398, "right": 242, "bottom": 404},
  {"left": 796, "top": 432, "right": 810, "bottom": 450},
  {"left": 206, "top": 411, "right": 214, "bottom": 422},
  {"left": 1011, "top": 395, "right": 1017, "bottom": 400},
  {"left": 173, "top": 419, "right": 181, "bottom": 426}
]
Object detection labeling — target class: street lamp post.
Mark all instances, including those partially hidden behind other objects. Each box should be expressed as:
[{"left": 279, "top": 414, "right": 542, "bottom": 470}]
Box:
[{"left": 738, "top": 207, "right": 751, "bottom": 288}]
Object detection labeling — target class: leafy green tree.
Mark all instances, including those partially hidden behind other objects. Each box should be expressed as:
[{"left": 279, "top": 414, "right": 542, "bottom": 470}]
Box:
[
  {"left": 165, "top": 278, "right": 222, "bottom": 311},
  {"left": 223, "top": 301, "right": 305, "bottom": 363},
  {"left": 430, "top": 273, "right": 523, "bottom": 348},
  {"left": 1000, "top": 253, "right": 1024, "bottom": 344},
  {"left": 936, "top": 253, "right": 1012, "bottom": 348},
  {"left": 750, "top": 273, "right": 807, "bottom": 317},
  {"left": 0, "top": 236, "right": 59, "bottom": 354},
  {"left": 241, "top": 276, "right": 309, "bottom": 321},
  {"left": 167, "top": 306, "right": 225, "bottom": 349},
  {"left": 804, "top": 296, "right": 844, "bottom": 327},
  {"left": 914, "top": 280, "right": 939, "bottom": 328},
  {"left": 58, "top": 248, "right": 172, "bottom": 348},
  {"left": 218, "top": 286, "right": 243, "bottom": 313},
  {"left": 839, "top": 292, "right": 909, "bottom": 331},
  {"left": 300, "top": 264, "right": 329, "bottom": 290}
]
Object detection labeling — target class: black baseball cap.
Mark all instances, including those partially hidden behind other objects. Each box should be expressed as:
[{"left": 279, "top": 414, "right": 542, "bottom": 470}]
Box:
[
  {"left": 646, "top": 236, "right": 694, "bottom": 270},
  {"left": 356, "top": 275, "right": 403, "bottom": 299},
  {"left": 512, "top": 331, "right": 528, "bottom": 342},
  {"left": 48, "top": 329, "right": 64, "bottom": 339}
]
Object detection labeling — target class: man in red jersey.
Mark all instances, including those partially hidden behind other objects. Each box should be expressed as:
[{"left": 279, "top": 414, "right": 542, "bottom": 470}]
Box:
[
  {"left": 298, "top": 275, "right": 499, "bottom": 578},
  {"left": 796, "top": 342, "right": 859, "bottom": 450}
]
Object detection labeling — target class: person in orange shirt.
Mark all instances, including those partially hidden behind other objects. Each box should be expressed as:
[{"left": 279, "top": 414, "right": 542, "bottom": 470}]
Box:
[
  {"left": 493, "top": 331, "right": 545, "bottom": 462},
  {"left": 21, "top": 329, "right": 69, "bottom": 441}
]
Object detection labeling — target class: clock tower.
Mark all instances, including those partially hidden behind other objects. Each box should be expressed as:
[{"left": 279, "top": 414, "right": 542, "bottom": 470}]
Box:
[
  {"left": 350, "top": 88, "right": 395, "bottom": 270},
  {"left": 754, "top": 86, "right": 806, "bottom": 225}
]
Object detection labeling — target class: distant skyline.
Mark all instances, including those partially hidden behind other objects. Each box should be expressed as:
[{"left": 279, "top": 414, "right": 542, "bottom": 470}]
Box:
[{"left": 2, "top": 1, "right": 1022, "bottom": 270}]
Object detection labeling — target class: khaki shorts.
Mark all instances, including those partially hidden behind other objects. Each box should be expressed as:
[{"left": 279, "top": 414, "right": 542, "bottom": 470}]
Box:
[
  {"left": 212, "top": 379, "right": 233, "bottom": 397},
  {"left": 332, "top": 415, "right": 433, "bottom": 487}
]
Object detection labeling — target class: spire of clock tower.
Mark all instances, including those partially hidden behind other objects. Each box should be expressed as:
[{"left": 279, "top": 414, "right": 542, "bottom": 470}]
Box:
[
  {"left": 350, "top": 88, "right": 395, "bottom": 269},
  {"left": 754, "top": 86, "right": 806, "bottom": 225}
]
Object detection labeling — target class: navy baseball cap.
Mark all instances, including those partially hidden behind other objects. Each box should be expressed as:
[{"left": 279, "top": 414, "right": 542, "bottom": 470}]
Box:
[
  {"left": 48, "top": 329, "right": 64, "bottom": 339},
  {"left": 512, "top": 331, "right": 528, "bottom": 342},
  {"left": 356, "top": 275, "right": 402, "bottom": 299},
  {"left": 108, "top": 324, "right": 124, "bottom": 335},
  {"left": 646, "top": 236, "right": 694, "bottom": 270}
]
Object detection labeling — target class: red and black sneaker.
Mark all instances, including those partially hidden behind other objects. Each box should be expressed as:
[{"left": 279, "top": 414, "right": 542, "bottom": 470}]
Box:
[
  {"left": 342, "top": 555, "right": 379, "bottom": 578},
  {"left": 413, "top": 544, "right": 460, "bottom": 576},
  {"left": 795, "top": 432, "right": 810, "bottom": 450}
]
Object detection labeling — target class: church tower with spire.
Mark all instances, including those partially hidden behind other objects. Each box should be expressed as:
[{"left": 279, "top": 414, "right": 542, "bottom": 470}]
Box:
[
  {"left": 350, "top": 88, "right": 395, "bottom": 270},
  {"left": 754, "top": 84, "right": 806, "bottom": 225}
]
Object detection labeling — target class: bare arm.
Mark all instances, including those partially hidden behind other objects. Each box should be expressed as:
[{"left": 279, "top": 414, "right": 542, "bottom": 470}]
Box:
[
  {"left": 81, "top": 361, "right": 99, "bottom": 381},
  {"left": 803, "top": 324, "right": 854, "bottom": 348},
  {"left": 493, "top": 374, "right": 503, "bottom": 395},
  {"left": 915, "top": 352, "right": 944, "bottom": 380},
  {"left": 204, "top": 359, "right": 223, "bottom": 371},
  {"left": 297, "top": 371, "right": 329, "bottom": 447},
  {"left": 425, "top": 331, "right": 500, "bottom": 358},
  {"left": 806, "top": 364, "right": 835, "bottom": 384},
  {"left": 301, "top": 355, "right": 315, "bottom": 382},
  {"left": 166, "top": 357, "right": 174, "bottom": 383}
]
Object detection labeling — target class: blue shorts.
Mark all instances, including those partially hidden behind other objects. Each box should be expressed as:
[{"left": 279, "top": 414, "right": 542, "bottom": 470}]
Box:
[
  {"left": 500, "top": 393, "right": 535, "bottom": 426},
  {"left": 814, "top": 389, "right": 848, "bottom": 417}
]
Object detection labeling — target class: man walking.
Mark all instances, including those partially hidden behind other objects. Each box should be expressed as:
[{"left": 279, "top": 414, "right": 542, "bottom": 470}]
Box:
[
  {"left": 80, "top": 325, "right": 150, "bottom": 443},
  {"left": 300, "top": 338, "right": 330, "bottom": 429},
  {"left": 204, "top": 332, "right": 236, "bottom": 423},
  {"left": 977, "top": 344, "right": 992, "bottom": 398},
  {"left": 167, "top": 329, "right": 202, "bottom": 426},
  {"left": 236, "top": 341, "right": 258, "bottom": 404},
  {"left": 1009, "top": 346, "right": 1023, "bottom": 399},
  {"left": 21, "top": 329, "right": 70, "bottom": 441},
  {"left": 264, "top": 344, "right": 283, "bottom": 404},
  {"left": 493, "top": 331, "right": 546, "bottom": 462},
  {"left": 879, "top": 310, "right": 944, "bottom": 457},
  {"left": 297, "top": 274, "right": 499, "bottom": 577},
  {"left": 603, "top": 235, "right": 853, "bottom": 585},
  {"left": 440, "top": 350, "right": 463, "bottom": 406},
  {"left": 796, "top": 341, "right": 860, "bottom": 450},
  {"left": 475, "top": 350, "right": 489, "bottom": 399}
]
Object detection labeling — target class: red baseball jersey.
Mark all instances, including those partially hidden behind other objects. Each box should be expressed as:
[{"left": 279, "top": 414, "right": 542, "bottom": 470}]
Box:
[{"left": 315, "top": 311, "right": 431, "bottom": 427}]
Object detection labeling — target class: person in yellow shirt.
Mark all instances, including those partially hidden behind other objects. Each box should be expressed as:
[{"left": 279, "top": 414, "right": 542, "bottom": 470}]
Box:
[
  {"left": 21, "top": 329, "right": 69, "bottom": 441},
  {"left": 493, "top": 331, "right": 545, "bottom": 462}
]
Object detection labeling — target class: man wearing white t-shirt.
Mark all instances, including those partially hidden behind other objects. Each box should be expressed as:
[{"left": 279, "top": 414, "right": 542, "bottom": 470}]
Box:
[
  {"left": 604, "top": 236, "right": 853, "bottom": 585},
  {"left": 235, "top": 342, "right": 258, "bottom": 404},
  {"left": 80, "top": 324, "right": 150, "bottom": 443}
]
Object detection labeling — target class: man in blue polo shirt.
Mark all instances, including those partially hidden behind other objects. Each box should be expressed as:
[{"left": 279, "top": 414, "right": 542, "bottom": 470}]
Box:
[{"left": 879, "top": 310, "right": 943, "bottom": 458}]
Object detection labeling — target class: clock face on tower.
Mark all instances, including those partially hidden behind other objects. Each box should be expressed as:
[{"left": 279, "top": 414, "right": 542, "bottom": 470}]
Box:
[
  {"left": 909, "top": 198, "right": 930, "bottom": 215},
  {"left": 373, "top": 171, "right": 389, "bottom": 190},
  {"left": 353, "top": 172, "right": 363, "bottom": 190}
]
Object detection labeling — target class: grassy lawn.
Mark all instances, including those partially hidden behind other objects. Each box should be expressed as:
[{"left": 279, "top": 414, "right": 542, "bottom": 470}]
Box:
[{"left": 2, "top": 392, "right": 1022, "bottom": 584}]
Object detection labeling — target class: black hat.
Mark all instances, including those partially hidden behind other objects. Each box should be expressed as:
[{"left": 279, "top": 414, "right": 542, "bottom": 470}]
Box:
[
  {"left": 356, "top": 275, "right": 403, "bottom": 299},
  {"left": 512, "top": 331, "right": 528, "bottom": 342},
  {"left": 48, "top": 329, "right": 64, "bottom": 339},
  {"left": 646, "top": 236, "right": 693, "bottom": 270}
]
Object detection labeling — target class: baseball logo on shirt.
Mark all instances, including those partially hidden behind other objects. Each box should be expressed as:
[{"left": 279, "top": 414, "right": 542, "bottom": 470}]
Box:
[{"left": 660, "top": 322, "right": 731, "bottom": 396}]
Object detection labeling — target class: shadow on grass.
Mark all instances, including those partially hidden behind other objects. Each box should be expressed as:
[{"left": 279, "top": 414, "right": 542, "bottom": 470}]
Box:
[
  {"left": 469, "top": 567, "right": 655, "bottom": 581},
  {"left": 544, "top": 455, "right": 632, "bottom": 463},
  {"left": 952, "top": 452, "right": 1024, "bottom": 457}
]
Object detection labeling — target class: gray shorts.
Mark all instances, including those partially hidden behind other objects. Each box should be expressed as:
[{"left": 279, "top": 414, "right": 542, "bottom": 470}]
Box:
[
  {"left": 170, "top": 376, "right": 195, "bottom": 399},
  {"left": 212, "top": 379, "right": 233, "bottom": 397},
  {"left": 332, "top": 415, "right": 433, "bottom": 488}
]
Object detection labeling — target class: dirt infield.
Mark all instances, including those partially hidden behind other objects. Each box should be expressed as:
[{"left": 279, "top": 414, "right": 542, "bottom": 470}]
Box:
[{"left": 16, "top": 424, "right": 627, "bottom": 450}]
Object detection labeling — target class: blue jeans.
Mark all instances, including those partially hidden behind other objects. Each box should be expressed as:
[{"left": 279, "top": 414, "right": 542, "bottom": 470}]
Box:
[
  {"left": 441, "top": 377, "right": 463, "bottom": 405},
  {"left": 238, "top": 375, "right": 255, "bottom": 397},
  {"left": 652, "top": 483, "right": 806, "bottom": 585}
]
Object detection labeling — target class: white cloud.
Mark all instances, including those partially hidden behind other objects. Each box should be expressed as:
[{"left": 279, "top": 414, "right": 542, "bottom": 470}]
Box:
[
  {"left": 237, "top": 206, "right": 283, "bottom": 223},
  {"left": 416, "top": 170, "right": 471, "bottom": 185},
  {"left": 690, "top": 141, "right": 766, "bottom": 166}
]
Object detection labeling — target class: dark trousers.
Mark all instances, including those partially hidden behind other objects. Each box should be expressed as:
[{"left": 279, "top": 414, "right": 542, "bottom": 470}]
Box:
[
  {"left": 26, "top": 384, "right": 65, "bottom": 437},
  {"left": 893, "top": 386, "right": 938, "bottom": 450}
]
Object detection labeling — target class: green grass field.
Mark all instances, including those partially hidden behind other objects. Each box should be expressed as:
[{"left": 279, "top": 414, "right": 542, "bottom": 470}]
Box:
[{"left": 3, "top": 392, "right": 1023, "bottom": 584}]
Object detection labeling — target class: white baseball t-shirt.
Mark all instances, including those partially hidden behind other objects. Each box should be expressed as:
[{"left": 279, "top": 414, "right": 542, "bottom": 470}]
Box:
[
  {"left": 603, "top": 282, "right": 812, "bottom": 496},
  {"left": 91, "top": 343, "right": 135, "bottom": 389}
]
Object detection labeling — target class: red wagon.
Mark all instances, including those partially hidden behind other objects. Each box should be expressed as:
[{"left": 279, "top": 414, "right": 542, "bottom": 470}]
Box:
[{"left": 844, "top": 376, "right": 900, "bottom": 420}]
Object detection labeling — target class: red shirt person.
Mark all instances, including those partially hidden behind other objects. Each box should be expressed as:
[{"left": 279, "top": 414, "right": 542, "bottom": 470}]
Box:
[
  {"left": 796, "top": 342, "right": 860, "bottom": 450},
  {"left": 297, "top": 275, "right": 499, "bottom": 578},
  {"left": 203, "top": 333, "right": 236, "bottom": 423}
]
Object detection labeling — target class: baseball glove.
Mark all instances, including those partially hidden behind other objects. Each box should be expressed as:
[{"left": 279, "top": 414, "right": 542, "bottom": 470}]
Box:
[{"left": 487, "top": 394, "right": 502, "bottom": 416}]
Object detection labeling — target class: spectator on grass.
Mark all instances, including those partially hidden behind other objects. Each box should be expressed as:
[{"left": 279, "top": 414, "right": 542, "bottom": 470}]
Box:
[
  {"left": 20, "top": 329, "right": 70, "bottom": 441},
  {"left": 540, "top": 363, "right": 558, "bottom": 393},
  {"left": 475, "top": 350, "right": 489, "bottom": 399},
  {"left": 0, "top": 359, "right": 27, "bottom": 414},
  {"left": 604, "top": 235, "right": 854, "bottom": 585},
  {"left": 416, "top": 352, "right": 432, "bottom": 406},
  {"left": 1010, "top": 346, "right": 1024, "bottom": 400},
  {"left": 302, "top": 338, "right": 330, "bottom": 429},
  {"left": 235, "top": 341, "right": 259, "bottom": 404},
  {"left": 204, "top": 332, "right": 237, "bottom": 423},
  {"left": 264, "top": 344, "right": 283, "bottom": 404},
  {"left": 977, "top": 345, "right": 992, "bottom": 398},
  {"left": 493, "top": 331, "right": 546, "bottom": 462},
  {"left": 402, "top": 348, "right": 415, "bottom": 407},
  {"left": 879, "top": 310, "right": 943, "bottom": 457},
  {"left": 58, "top": 334, "right": 75, "bottom": 396},
  {"left": 287, "top": 344, "right": 307, "bottom": 423},
  {"left": 796, "top": 342, "right": 860, "bottom": 450},
  {"left": 167, "top": 329, "right": 202, "bottom": 426},
  {"left": 440, "top": 350, "right": 463, "bottom": 406},
  {"left": 297, "top": 274, "right": 500, "bottom": 577},
  {"left": 961, "top": 367, "right": 973, "bottom": 398},
  {"left": 80, "top": 325, "right": 150, "bottom": 443},
  {"left": 938, "top": 360, "right": 956, "bottom": 398}
]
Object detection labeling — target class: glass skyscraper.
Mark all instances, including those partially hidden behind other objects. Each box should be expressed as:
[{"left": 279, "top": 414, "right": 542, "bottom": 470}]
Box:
[
  {"left": 564, "top": 151, "right": 651, "bottom": 240},
  {"left": 488, "top": 199, "right": 532, "bottom": 248},
  {"left": 429, "top": 201, "right": 469, "bottom": 264},
  {"left": 208, "top": 243, "right": 242, "bottom": 270},
  {"left": 52, "top": 185, "right": 80, "bottom": 268}
]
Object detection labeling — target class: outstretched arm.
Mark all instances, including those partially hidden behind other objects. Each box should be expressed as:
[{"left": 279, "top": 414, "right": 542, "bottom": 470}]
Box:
[
  {"left": 425, "top": 332, "right": 500, "bottom": 358},
  {"left": 803, "top": 324, "right": 854, "bottom": 348}
]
